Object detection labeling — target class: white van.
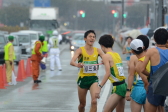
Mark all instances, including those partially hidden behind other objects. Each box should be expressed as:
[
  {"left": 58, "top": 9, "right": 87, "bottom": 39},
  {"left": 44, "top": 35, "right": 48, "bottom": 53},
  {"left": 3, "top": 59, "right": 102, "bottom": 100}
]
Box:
[{"left": 18, "top": 30, "right": 43, "bottom": 50}]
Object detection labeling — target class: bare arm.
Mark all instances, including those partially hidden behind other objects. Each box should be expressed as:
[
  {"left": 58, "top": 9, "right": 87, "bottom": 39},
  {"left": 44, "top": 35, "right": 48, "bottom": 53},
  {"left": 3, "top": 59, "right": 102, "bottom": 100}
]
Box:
[
  {"left": 127, "top": 55, "right": 136, "bottom": 89},
  {"left": 70, "top": 48, "right": 83, "bottom": 68},
  {"left": 99, "top": 54, "right": 111, "bottom": 87},
  {"left": 97, "top": 48, "right": 104, "bottom": 58},
  {"left": 136, "top": 49, "right": 151, "bottom": 73},
  {"left": 122, "top": 46, "right": 126, "bottom": 54},
  {"left": 126, "top": 55, "right": 136, "bottom": 101}
]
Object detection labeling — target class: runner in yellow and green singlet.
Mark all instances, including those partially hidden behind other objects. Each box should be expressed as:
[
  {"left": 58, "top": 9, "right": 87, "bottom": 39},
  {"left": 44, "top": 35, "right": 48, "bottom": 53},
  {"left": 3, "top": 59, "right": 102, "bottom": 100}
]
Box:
[
  {"left": 70, "top": 30, "right": 104, "bottom": 112},
  {"left": 98, "top": 35, "right": 127, "bottom": 112}
]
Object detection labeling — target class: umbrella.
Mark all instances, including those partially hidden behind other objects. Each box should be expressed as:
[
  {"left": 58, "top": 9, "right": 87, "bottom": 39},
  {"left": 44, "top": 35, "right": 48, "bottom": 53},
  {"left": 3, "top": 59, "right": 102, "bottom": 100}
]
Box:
[
  {"left": 140, "top": 28, "right": 150, "bottom": 35},
  {"left": 151, "top": 63, "right": 168, "bottom": 96},
  {"left": 128, "top": 29, "right": 142, "bottom": 39},
  {"left": 146, "top": 29, "right": 154, "bottom": 38}
]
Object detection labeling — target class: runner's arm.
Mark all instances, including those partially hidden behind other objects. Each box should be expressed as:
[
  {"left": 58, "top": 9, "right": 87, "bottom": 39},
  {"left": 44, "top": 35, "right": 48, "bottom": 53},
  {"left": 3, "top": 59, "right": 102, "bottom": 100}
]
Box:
[
  {"left": 136, "top": 61, "right": 149, "bottom": 90},
  {"left": 126, "top": 55, "right": 136, "bottom": 100},
  {"left": 97, "top": 48, "right": 104, "bottom": 58},
  {"left": 99, "top": 54, "right": 111, "bottom": 87},
  {"left": 127, "top": 55, "right": 136, "bottom": 90},
  {"left": 70, "top": 48, "right": 82, "bottom": 67},
  {"left": 136, "top": 49, "right": 151, "bottom": 73},
  {"left": 122, "top": 46, "right": 126, "bottom": 54}
]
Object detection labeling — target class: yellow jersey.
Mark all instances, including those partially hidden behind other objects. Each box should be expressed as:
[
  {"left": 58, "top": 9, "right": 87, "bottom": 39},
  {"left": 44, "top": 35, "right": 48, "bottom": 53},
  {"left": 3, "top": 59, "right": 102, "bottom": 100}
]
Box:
[
  {"left": 133, "top": 56, "right": 150, "bottom": 85},
  {"left": 78, "top": 47, "right": 98, "bottom": 77},
  {"left": 107, "top": 52, "right": 126, "bottom": 83}
]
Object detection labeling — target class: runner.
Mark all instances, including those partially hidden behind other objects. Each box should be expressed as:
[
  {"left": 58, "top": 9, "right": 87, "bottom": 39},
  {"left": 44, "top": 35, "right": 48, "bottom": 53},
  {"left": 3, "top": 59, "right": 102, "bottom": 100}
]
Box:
[
  {"left": 98, "top": 35, "right": 127, "bottom": 112},
  {"left": 136, "top": 28, "right": 168, "bottom": 112},
  {"left": 70, "top": 30, "right": 104, "bottom": 112},
  {"left": 126, "top": 35, "right": 150, "bottom": 112},
  {"left": 122, "top": 36, "right": 133, "bottom": 64}
]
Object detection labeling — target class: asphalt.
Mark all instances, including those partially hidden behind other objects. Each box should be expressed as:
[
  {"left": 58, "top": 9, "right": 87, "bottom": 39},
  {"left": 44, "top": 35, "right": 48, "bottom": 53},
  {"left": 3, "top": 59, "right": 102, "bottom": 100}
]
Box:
[{"left": 0, "top": 41, "right": 157, "bottom": 112}]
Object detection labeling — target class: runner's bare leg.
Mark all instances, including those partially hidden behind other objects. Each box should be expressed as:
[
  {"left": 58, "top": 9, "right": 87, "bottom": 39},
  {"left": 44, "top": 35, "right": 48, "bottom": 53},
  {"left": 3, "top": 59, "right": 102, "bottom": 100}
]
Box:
[
  {"left": 89, "top": 82, "right": 99, "bottom": 112},
  {"left": 78, "top": 86, "right": 88, "bottom": 112},
  {"left": 103, "top": 93, "right": 123, "bottom": 112}
]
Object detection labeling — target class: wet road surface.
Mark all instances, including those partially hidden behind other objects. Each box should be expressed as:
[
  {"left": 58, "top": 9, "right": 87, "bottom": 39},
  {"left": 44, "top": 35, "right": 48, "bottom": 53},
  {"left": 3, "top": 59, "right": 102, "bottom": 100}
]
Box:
[{"left": 0, "top": 42, "right": 135, "bottom": 112}]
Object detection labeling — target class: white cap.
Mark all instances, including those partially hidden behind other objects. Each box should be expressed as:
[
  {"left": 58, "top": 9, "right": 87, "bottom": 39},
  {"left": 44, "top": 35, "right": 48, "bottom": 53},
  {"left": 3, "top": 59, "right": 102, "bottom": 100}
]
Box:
[
  {"left": 130, "top": 39, "right": 144, "bottom": 51},
  {"left": 53, "top": 30, "right": 58, "bottom": 36}
]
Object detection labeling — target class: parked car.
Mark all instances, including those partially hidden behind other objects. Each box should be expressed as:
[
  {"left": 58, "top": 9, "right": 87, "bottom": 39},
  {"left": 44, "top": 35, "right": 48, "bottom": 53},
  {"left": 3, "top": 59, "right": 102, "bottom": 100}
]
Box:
[
  {"left": 69, "top": 33, "right": 85, "bottom": 51},
  {"left": 0, "top": 34, "right": 7, "bottom": 65}
]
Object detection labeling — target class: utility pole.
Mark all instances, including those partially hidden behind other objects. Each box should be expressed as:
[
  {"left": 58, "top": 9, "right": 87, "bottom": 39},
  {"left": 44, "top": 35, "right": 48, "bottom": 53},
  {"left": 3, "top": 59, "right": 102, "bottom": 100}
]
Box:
[
  {"left": 121, "top": 0, "right": 124, "bottom": 28},
  {"left": 158, "top": 0, "right": 164, "bottom": 27}
]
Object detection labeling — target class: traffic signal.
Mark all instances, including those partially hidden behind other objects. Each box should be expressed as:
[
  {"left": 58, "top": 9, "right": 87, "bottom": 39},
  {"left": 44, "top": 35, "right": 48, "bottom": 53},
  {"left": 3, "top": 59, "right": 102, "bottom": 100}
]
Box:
[
  {"left": 82, "top": 13, "right": 86, "bottom": 18},
  {"left": 111, "top": 10, "right": 116, "bottom": 14},
  {"left": 79, "top": 10, "right": 84, "bottom": 15},
  {"left": 123, "top": 14, "right": 127, "bottom": 18},
  {"left": 114, "top": 12, "right": 118, "bottom": 18},
  {"left": 79, "top": 10, "right": 86, "bottom": 18}
]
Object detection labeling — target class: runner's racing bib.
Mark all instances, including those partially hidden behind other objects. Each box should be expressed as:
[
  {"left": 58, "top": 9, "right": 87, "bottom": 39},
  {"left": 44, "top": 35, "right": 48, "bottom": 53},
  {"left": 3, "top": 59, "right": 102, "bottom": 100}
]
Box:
[
  {"left": 116, "top": 63, "right": 124, "bottom": 76},
  {"left": 83, "top": 61, "right": 98, "bottom": 73}
]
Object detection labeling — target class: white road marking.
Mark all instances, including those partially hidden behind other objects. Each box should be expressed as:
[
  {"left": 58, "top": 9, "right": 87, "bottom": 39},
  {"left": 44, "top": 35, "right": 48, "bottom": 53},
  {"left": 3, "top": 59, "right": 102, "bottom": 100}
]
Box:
[{"left": 97, "top": 80, "right": 111, "bottom": 112}]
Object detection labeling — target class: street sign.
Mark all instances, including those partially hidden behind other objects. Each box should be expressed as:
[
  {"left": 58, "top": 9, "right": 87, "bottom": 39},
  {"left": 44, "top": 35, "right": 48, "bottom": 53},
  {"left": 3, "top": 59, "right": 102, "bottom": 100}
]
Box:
[{"left": 34, "top": 0, "right": 51, "bottom": 7}]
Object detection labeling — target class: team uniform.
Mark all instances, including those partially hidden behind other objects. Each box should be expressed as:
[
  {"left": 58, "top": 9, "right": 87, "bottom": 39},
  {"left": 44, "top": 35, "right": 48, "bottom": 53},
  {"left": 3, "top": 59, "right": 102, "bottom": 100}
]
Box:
[
  {"left": 107, "top": 52, "right": 127, "bottom": 97},
  {"left": 49, "top": 34, "right": 62, "bottom": 71},
  {"left": 126, "top": 46, "right": 132, "bottom": 61},
  {"left": 147, "top": 47, "right": 168, "bottom": 106},
  {"left": 77, "top": 47, "right": 99, "bottom": 89},
  {"left": 131, "top": 56, "right": 150, "bottom": 104}
]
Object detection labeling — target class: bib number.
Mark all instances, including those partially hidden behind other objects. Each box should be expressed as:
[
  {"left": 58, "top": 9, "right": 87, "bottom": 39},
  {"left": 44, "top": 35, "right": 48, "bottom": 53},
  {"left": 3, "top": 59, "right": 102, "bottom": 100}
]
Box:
[
  {"left": 83, "top": 61, "right": 98, "bottom": 73},
  {"left": 116, "top": 63, "right": 124, "bottom": 76},
  {"left": 52, "top": 38, "right": 58, "bottom": 48}
]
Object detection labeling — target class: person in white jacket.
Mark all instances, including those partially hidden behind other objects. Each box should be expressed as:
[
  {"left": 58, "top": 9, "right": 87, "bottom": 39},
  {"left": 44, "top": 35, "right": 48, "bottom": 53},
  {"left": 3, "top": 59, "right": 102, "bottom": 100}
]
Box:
[{"left": 49, "top": 30, "right": 62, "bottom": 71}]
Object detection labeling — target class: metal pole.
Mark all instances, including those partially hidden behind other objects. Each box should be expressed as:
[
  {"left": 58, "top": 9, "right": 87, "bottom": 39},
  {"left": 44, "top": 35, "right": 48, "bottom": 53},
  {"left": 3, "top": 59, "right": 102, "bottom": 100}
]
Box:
[
  {"left": 158, "top": 0, "right": 163, "bottom": 27},
  {"left": 146, "top": 4, "right": 149, "bottom": 27},
  {"left": 161, "top": 0, "right": 164, "bottom": 26},
  {"left": 122, "top": 0, "right": 124, "bottom": 28}
]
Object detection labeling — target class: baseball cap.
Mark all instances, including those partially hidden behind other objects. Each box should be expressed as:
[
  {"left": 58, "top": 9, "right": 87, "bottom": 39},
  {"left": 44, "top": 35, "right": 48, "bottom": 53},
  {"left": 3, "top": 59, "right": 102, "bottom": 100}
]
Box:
[{"left": 130, "top": 39, "right": 144, "bottom": 51}]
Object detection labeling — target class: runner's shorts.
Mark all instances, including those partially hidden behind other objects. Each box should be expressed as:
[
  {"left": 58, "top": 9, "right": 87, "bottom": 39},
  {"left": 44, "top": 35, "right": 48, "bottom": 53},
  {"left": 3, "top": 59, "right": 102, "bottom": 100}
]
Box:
[
  {"left": 147, "top": 84, "right": 166, "bottom": 106},
  {"left": 112, "top": 81, "right": 127, "bottom": 97},
  {"left": 77, "top": 76, "right": 98, "bottom": 89},
  {"left": 131, "top": 86, "right": 146, "bottom": 104}
]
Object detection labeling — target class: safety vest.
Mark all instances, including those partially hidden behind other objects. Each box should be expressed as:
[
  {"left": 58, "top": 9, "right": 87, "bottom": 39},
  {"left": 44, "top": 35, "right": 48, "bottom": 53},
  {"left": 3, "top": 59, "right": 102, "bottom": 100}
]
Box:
[
  {"left": 4, "top": 42, "right": 16, "bottom": 60},
  {"left": 42, "top": 41, "right": 48, "bottom": 52},
  {"left": 32, "top": 41, "right": 42, "bottom": 55}
]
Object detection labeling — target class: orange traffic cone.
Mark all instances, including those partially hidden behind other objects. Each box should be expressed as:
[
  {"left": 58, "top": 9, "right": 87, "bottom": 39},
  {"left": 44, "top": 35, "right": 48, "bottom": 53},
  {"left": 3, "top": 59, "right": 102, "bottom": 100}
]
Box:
[
  {"left": 26, "top": 58, "right": 32, "bottom": 77},
  {"left": 0, "top": 66, "right": 6, "bottom": 89},
  {"left": 16, "top": 61, "right": 24, "bottom": 82},
  {"left": 20, "top": 60, "right": 27, "bottom": 79},
  {"left": 2, "top": 64, "right": 9, "bottom": 86}
]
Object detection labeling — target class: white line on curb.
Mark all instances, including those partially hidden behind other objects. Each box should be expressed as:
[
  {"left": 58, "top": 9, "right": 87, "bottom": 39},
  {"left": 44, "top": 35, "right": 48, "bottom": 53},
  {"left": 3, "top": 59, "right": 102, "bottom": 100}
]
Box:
[{"left": 97, "top": 80, "right": 111, "bottom": 112}]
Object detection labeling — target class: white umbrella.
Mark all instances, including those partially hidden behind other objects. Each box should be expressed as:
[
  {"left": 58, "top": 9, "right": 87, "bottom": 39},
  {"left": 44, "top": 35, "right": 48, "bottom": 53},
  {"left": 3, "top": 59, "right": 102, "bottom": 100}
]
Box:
[{"left": 128, "top": 29, "right": 142, "bottom": 39}]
